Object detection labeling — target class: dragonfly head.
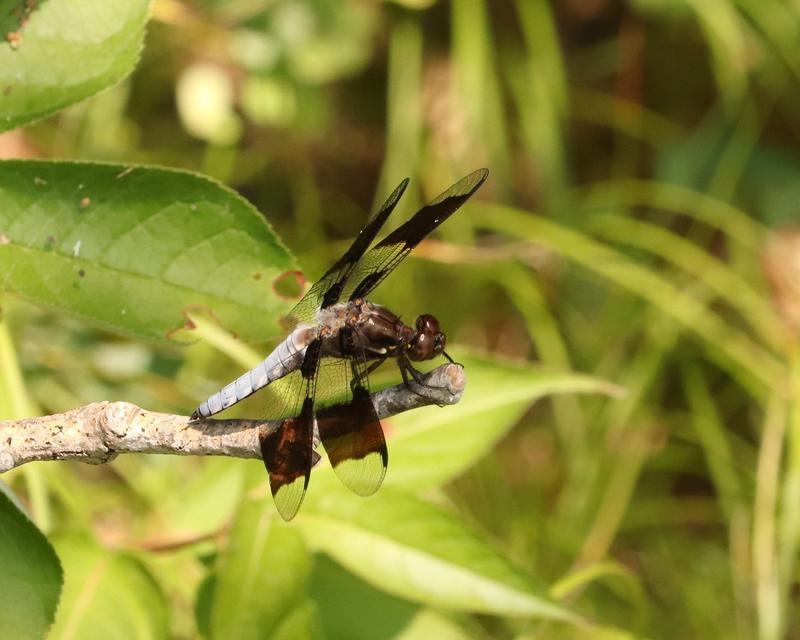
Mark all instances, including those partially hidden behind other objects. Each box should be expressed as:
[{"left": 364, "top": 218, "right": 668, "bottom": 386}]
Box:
[{"left": 408, "top": 314, "right": 446, "bottom": 361}]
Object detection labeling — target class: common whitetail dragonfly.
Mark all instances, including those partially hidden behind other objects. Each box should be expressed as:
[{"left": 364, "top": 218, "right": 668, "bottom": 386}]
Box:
[{"left": 191, "top": 168, "right": 489, "bottom": 520}]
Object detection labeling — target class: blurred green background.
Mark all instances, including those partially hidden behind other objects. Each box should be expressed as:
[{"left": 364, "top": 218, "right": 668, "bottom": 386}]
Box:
[{"left": 3, "top": 0, "right": 800, "bottom": 638}]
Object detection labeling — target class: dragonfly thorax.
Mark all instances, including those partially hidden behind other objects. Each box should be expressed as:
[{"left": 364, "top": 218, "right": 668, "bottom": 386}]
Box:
[{"left": 317, "top": 300, "right": 446, "bottom": 363}]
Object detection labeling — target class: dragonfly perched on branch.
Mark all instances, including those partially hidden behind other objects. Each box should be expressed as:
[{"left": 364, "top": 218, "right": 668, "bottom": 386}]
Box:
[{"left": 192, "top": 169, "right": 489, "bottom": 520}]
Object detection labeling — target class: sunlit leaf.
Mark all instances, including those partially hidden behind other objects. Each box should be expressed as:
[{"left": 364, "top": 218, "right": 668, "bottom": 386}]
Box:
[
  {"left": 48, "top": 535, "right": 168, "bottom": 640},
  {"left": 0, "top": 490, "right": 62, "bottom": 640},
  {"left": 149, "top": 458, "right": 245, "bottom": 544},
  {"left": 393, "top": 609, "right": 473, "bottom": 640},
  {"left": 381, "top": 352, "right": 623, "bottom": 491},
  {"left": 0, "top": 160, "right": 297, "bottom": 342},
  {"left": 297, "top": 484, "right": 579, "bottom": 622},
  {"left": 0, "top": 0, "right": 150, "bottom": 132},
  {"left": 270, "top": 599, "right": 323, "bottom": 640},
  {"left": 207, "top": 496, "right": 313, "bottom": 640}
]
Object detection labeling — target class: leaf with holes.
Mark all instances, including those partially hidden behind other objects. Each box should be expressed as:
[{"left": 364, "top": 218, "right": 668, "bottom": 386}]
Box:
[{"left": 0, "top": 160, "right": 298, "bottom": 342}]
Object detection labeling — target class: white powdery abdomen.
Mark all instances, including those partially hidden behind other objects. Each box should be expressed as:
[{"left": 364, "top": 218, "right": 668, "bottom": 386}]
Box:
[{"left": 193, "top": 326, "right": 313, "bottom": 418}]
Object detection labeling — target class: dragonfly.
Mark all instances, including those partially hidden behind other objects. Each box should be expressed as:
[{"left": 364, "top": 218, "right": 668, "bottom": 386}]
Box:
[{"left": 191, "top": 168, "right": 489, "bottom": 520}]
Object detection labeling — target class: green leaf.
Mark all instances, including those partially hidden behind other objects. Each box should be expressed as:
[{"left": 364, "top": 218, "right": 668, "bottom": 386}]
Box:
[
  {"left": 297, "top": 485, "right": 578, "bottom": 622},
  {"left": 0, "top": 160, "right": 297, "bottom": 342},
  {"left": 472, "top": 202, "right": 784, "bottom": 396},
  {"left": 208, "top": 496, "right": 313, "bottom": 640},
  {"left": 149, "top": 458, "right": 245, "bottom": 544},
  {"left": 550, "top": 561, "right": 646, "bottom": 623},
  {"left": 309, "top": 554, "right": 417, "bottom": 640},
  {"left": 0, "top": 0, "right": 150, "bottom": 132},
  {"left": 0, "top": 489, "right": 62, "bottom": 640},
  {"left": 587, "top": 212, "right": 780, "bottom": 350},
  {"left": 392, "top": 610, "right": 474, "bottom": 640},
  {"left": 380, "top": 352, "right": 623, "bottom": 491},
  {"left": 270, "top": 599, "right": 323, "bottom": 640},
  {"left": 195, "top": 574, "right": 215, "bottom": 639},
  {"left": 48, "top": 534, "right": 169, "bottom": 640}
]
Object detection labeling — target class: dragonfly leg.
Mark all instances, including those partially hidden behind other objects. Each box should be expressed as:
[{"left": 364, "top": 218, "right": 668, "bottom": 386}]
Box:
[
  {"left": 442, "top": 350, "right": 462, "bottom": 367},
  {"left": 399, "top": 359, "right": 444, "bottom": 405},
  {"left": 351, "top": 356, "right": 387, "bottom": 388}
]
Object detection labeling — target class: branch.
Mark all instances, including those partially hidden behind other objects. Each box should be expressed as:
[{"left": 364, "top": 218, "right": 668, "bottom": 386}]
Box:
[{"left": 0, "top": 363, "right": 466, "bottom": 473}]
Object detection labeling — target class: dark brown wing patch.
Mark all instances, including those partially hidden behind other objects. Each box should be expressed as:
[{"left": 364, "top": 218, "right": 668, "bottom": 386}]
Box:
[
  {"left": 316, "top": 356, "right": 387, "bottom": 496},
  {"left": 259, "top": 338, "right": 322, "bottom": 521},
  {"left": 259, "top": 397, "right": 315, "bottom": 521}
]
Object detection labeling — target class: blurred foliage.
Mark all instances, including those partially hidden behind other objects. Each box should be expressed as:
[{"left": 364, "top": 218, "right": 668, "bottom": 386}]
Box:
[{"left": 2, "top": 0, "right": 800, "bottom": 638}]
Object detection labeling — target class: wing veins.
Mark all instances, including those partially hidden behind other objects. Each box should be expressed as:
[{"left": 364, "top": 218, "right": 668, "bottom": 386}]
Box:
[
  {"left": 259, "top": 338, "right": 322, "bottom": 520},
  {"left": 286, "top": 178, "right": 409, "bottom": 327},
  {"left": 347, "top": 168, "right": 489, "bottom": 300},
  {"left": 316, "top": 346, "right": 387, "bottom": 496}
]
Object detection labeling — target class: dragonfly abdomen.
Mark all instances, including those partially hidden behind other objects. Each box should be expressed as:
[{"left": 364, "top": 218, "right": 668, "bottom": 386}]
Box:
[{"left": 191, "top": 327, "right": 313, "bottom": 419}]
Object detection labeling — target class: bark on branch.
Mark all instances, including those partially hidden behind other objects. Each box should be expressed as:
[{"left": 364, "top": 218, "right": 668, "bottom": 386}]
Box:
[{"left": 0, "top": 363, "right": 465, "bottom": 473}]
